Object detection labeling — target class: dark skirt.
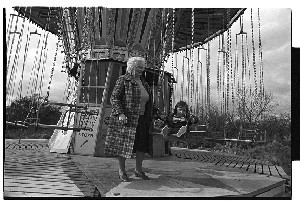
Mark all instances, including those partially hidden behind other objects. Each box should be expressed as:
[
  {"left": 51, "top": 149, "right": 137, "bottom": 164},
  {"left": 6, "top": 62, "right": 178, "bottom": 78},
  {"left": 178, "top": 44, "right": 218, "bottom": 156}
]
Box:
[{"left": 132, "top": 115, "right": 149, "bottom": 153}]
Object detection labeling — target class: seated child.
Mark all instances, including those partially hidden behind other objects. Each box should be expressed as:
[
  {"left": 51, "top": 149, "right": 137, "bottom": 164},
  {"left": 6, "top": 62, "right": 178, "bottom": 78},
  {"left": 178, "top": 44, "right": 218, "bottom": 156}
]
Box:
[{"left": 161, "top": 101, "right": 199, "bottom": 138}]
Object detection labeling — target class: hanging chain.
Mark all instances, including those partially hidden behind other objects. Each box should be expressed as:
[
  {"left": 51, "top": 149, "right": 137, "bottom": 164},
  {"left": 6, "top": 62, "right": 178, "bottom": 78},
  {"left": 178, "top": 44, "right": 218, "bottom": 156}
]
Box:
[
  {"left": 245, "top": 32, "right": 251, "bottom": 96},
  {"left": 258, "top": 8, "right": 264, "bottom": 97},
  {"left": 37, "top": 8, "right": 52, "bottom": 99},
  {"left": 37, "top": 32, "right": 49, "bottom": 98},
  {"left": 190, "top": 8, "right": 195, "bottom": 109},
  {"left": 229, "top": 27, "right": 235, "bottom": 115},
  {"left": 185, "top": 49, "right": 189, "bottom": 102},
  {"left": 217, "top": 35, "right": 221, "bottom": 113},
  {"left": 157, "top": 8, "right": 165, "bottom": 112},
  {"left": 45, "top": 35, "right": 60, "bottom": 101},
  {"left": 241, "top": 32, "right": 246, "bottom": 97},
  {"left": 222, "top": 35, "right": 226, "bottom": 115},
  {"left": 226, "top": 30, "right": 230, "bottom": 115},
  {"left": 171, "top": 8, "right": 176, "bottom": 108},
  {"left": 196, "top": 49, "right": 200, "bottom": 115},
  {"left": 226, "top": 8, "right": 231, "bottom": 115},
  {"left": 32, "top": 12, "right": 50, "bottom": 98},
  {"left": 7, "top": 8, "right": 27, "bottom": 104},
  {"left": 153, "top": 33, "right": 156, "bottom": 106},
  {"left": 206, "top": 42, "right": 210, "bottom": 118},
  {"left": 26, "top": 28, "right": 42, "bottom": 96},
  {"left": 181, "top": 54, "right": 185, "bottom": 101},
  {"left": 7, "top": 9, "right": 22, "bottom": 71},
  {"left": 6, "top": 12, "right": 14, "bottom": 44},
  {"left": 234, "top": 30, "right": 239, "bottom": 97},
  {"left": 251, "top": 8, "right": 258, "bottom": 95},
  {"left": 200, "top": 50, "right": 204, "bottom": 120},
  {"left": 18, "top": 8, "right": 32, "bottom": 99}
]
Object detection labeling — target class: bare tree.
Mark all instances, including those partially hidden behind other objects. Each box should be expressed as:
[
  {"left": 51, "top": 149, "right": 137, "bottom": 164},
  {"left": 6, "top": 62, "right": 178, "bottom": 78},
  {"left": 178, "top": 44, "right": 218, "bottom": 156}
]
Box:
[{"left": 235, "top": 88, "right": 278, "bottom": 126}]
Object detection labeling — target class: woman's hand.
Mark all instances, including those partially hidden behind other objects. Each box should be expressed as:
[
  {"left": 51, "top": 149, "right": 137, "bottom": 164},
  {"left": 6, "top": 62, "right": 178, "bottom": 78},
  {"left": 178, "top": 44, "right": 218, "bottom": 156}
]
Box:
[{"left": 118, "top": 113, "right": 127, "bottom": 124}]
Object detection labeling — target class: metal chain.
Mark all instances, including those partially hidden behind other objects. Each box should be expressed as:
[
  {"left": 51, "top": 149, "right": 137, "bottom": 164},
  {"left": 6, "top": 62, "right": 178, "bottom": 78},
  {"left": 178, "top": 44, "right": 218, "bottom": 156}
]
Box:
[
  {"left": 171, "top": 8, "right": 175, "bottom": 108},
  {"left": 196, "top": 49, "right": 200, "bottom": 115},
  {"left": 245, "top": 33, "right": 251, "bottom": 96},
  {"left": 157, "top": 9, "right": 165, "bottom": 112},
  {"left": 7, "top": 9, "right": 27, "bottom": 104},
  {"left": 229, "top": 27, "right": 235, "bottom": 115},
  {"left": 250, "top": 9, "right": 258, "bottom": 95},
  {"left": 26, "top": 28, "right": 42, "bottom": 96},
  {"left": 181, "top": 55, "right": 185, "bottom": 101},
  {"left": 7, "top": 9, "right": 22, "bottom": 72},
  {"left": 226, "top": 8, "right": 231, "bottom": 115},
  {"left": 217, "top": 35, "right": 221, "bottom": 113},
  {"left": 45, "top": 35, "right": 60, "bottom": 101},
  {"left": 258, "top": 8, "right": 264, "bottom": 96},
  {"left": 17, "top": 8, "right": 32, "bottom": 99},
  {"left": 226, "top": 29, "right": 230, "bottom": 115},
  {"left": 32, "top": 12, "right": 50, "bottom": 98},
  {"left": 234, "top": 31, "right": 239, "bottom": 96},
  {"left": 206, "top": 42, "right": 210, "bottom": 118},
  {"left": 241, "top": 33, "right": 245, "bottom": 97},
  {"left": 190, "top": 8, "right": 195, "bottom": 108}
]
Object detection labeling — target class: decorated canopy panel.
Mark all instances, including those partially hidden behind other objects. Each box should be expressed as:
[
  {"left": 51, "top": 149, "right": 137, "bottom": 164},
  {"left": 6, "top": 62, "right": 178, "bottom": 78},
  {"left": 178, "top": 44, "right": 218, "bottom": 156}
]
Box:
[{"left": 15, "top": 7, "right": 245, "bottom": 67}]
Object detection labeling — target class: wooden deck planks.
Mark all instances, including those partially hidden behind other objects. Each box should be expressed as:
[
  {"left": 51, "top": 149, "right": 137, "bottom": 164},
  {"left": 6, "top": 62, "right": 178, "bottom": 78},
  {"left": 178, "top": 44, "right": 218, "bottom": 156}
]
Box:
[
  {"left": 5, "top": 140, "right": 289, "bottom": 198},
  {"left": 4, "top": 140, "right": 96, "bottom": 198},
  {"left": 74, "top": 154, "right": 286, "bottom": 197},
  {"left": 255, "top": 164, "right": 263, "bottom": 174},
  {"left": 275, "top": 165, "right": 290, "bottom": 180},
  {"left": 269, "top": 165, "right": 282, "bottom": 177}
]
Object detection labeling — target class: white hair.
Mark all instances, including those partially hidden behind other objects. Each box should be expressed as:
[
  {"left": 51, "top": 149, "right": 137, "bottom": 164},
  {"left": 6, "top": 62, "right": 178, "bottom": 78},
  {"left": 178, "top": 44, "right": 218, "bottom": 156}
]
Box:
[{"left": 126, "top": 56, "right": 146, "bottom": 76}]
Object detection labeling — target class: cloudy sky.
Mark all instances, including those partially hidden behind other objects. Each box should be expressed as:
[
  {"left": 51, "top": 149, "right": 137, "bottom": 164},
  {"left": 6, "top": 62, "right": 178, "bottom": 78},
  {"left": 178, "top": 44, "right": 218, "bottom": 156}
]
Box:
[
  {"left": 4, "top": 6, "right": 292, "bottom": 115},
  {"left": 166, "top": 8, "right": 291, "bottom": 115}
]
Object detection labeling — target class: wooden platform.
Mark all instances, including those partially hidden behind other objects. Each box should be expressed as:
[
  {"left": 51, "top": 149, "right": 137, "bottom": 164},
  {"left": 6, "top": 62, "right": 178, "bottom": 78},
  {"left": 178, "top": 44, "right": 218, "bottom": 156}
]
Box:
[
  {"left": 72, "top": 148, "right": 288, "bottom": 197},
  {"left": 4, "top": 139, "right": 290, "bottom": 198},
  {"left": 4, "top": 139, "right": 96, "bottom": 198}
]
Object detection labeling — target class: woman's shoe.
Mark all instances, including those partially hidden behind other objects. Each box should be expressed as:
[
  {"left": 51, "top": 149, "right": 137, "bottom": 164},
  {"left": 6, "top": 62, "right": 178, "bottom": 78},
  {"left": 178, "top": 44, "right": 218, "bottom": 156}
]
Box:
[
  {"left": 134, "top": 170, "right": 150, "bottom": 180},
  {"left": 118, "top": 172, "right": 130, "bottom": 182}
]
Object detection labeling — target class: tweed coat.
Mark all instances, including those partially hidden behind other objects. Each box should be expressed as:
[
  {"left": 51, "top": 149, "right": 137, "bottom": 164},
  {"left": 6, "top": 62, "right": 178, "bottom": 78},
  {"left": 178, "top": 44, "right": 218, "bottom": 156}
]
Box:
[{"left": 104, "top": 73, "right": 152, "bottom": 159}]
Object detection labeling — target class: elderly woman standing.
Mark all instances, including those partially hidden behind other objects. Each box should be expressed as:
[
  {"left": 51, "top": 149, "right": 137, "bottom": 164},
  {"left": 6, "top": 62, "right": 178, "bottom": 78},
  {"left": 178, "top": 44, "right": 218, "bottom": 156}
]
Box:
[{"left": 104, "top": 56, "right": 152, "bottom": 182}]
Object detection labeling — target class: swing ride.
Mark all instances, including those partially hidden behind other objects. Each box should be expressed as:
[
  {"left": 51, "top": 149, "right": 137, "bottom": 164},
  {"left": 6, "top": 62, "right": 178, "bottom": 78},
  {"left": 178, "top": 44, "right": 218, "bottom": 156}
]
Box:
[{"left": 6, "top": 7, "right": 266, "bottom": 158}]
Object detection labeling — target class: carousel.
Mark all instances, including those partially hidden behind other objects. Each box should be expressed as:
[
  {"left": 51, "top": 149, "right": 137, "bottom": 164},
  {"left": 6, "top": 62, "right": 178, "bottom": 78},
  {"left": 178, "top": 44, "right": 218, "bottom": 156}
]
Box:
[{"left": 7, "top": 7, "right": 265, "bottom": 157}]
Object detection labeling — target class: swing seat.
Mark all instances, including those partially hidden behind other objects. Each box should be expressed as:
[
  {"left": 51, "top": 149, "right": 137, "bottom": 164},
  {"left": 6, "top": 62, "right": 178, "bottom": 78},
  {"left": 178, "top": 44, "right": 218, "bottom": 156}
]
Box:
[{"left": 6, "top": 121, "right": 29, "bottom": 128}]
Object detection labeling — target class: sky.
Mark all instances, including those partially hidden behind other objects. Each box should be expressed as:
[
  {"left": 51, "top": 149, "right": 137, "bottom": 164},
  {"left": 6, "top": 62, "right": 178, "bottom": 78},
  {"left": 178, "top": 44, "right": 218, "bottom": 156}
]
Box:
[
  {"left": 165, "top": 8, "right": 291, "bottom": 115},
  {"left": 5, "top": 7, "right": 68, "bottom": 104},
  {"left": 3, "top": 5, "right": 293, "bottom": 116}
]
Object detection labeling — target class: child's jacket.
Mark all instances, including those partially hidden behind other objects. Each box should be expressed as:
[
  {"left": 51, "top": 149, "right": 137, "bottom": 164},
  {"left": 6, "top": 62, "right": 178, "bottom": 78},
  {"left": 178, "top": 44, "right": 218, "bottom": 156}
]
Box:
[{"left": 165, "top": 113, "right": 199, "bottom": 129}]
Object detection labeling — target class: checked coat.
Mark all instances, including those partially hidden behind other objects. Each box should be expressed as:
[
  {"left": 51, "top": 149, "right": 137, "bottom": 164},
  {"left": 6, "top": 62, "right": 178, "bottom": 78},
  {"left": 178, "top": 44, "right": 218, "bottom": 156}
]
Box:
[{"left": 104, "top": 73, "right": 153, "bottom": 159}]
